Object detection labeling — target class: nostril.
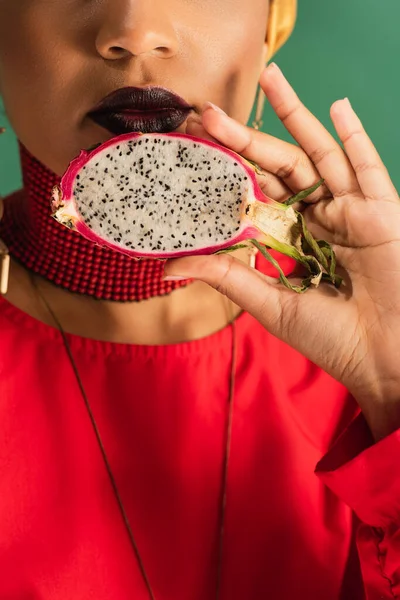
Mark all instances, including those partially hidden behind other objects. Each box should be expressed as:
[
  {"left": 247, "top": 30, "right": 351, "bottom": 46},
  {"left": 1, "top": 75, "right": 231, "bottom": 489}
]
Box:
[
  {"left": 107, "top": 46, "right": 131, "bottom": 59},
  {"left": 110, "top": 46, "right": 126, "bottom": 54}
]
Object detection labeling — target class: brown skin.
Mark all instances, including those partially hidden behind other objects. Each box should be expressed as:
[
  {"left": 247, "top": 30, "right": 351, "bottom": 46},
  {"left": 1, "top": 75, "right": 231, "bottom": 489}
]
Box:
[{"left": 0, "top": 0, "right": 270, "bottom": 343}]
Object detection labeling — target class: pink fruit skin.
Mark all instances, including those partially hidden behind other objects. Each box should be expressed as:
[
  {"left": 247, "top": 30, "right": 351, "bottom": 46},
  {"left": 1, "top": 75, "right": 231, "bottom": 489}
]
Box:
[{"left": 53, "top": 132, "right": 269, "bottom": 260}]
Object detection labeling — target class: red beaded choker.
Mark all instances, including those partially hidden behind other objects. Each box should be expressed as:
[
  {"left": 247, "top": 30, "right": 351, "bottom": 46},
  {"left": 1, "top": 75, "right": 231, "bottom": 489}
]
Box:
[{"left": 0, "top": 144, "right": 190, "bottom": 302}]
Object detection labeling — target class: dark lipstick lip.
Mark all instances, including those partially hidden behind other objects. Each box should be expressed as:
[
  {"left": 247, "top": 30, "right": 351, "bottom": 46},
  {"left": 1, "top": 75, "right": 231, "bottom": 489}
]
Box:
[
  {"left": 88, "top": 86, "right": 194, "bottom": 135},
  {"left": 89, "top": 86, "right": 192, "bottom": 114},
  {"left": 89, "top": 107, "right": 192, "bottom": 135}
]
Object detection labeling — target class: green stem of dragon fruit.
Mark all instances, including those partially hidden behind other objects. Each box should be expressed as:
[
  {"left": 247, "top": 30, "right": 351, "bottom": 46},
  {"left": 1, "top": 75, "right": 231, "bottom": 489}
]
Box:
[
  {"left": 283, "top": 178, "right": 325, "bottom": 206},
  {"left": 219, "top": 179, "right": 342, "bottom": 294}
]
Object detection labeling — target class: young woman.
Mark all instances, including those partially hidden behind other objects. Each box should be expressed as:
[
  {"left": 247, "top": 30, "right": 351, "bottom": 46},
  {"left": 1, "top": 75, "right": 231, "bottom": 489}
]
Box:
[{"left": 0, "top": 0, "right": 399, "bottom": 598}]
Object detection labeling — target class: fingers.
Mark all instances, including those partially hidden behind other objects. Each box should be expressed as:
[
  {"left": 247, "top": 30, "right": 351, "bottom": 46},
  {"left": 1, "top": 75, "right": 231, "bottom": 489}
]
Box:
[
  {"left": 200, "top": 102, "right": 331, "bottom": 204},
  {"left": 330, "top": 99, "right": 399, "bottom": 203},
  {"left": 260, "top": 63, "right": 362, "bottom": 200},
  {"left": 164, "top": 253, "right": 286, "bottom": 331}
]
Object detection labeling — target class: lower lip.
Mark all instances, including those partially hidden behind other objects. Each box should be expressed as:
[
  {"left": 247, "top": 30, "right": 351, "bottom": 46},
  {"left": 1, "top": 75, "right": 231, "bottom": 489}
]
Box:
[{"left": 89, "top": 108, "right": 192, "bottom": 135}]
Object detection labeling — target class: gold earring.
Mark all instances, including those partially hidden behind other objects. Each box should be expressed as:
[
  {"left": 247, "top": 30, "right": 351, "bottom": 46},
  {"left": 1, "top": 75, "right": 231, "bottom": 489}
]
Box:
[
  {"left": 0, "top": 239, "right": 10, "bottom": 295},
  {"left": 253, "top": 0, "right": 280, "bottom": 131},
  {"left": 252, "top": 85, "right": 266, "bottom": 131},
  {"left": 0, "top": 126, "right": 10, "bottom": 295}
]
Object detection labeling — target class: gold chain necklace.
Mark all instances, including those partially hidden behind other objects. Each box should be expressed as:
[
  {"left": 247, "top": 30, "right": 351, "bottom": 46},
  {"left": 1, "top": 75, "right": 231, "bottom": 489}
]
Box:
[{"left": 30, "top": 274, "right": 238, "bottom": 600}]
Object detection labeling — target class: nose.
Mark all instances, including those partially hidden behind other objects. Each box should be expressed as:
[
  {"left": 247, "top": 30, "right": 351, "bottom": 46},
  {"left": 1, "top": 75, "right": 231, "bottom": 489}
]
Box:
[{"left": 95, "top": 0, "right": 179, "bottom": 61}]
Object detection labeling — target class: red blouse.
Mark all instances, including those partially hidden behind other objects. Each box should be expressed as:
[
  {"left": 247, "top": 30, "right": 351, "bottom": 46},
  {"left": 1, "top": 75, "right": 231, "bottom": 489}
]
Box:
[{"left": 0, "top": 263, "right": 400, "bottom": 599}]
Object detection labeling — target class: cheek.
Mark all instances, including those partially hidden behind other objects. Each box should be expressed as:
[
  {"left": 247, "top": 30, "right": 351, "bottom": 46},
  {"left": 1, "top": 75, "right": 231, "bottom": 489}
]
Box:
[
  {"left": 190, "top": 9, "right": 267, "bottom": 122},
  {"left": 0, "top": 2, "right": 95, "bottom": 174}
]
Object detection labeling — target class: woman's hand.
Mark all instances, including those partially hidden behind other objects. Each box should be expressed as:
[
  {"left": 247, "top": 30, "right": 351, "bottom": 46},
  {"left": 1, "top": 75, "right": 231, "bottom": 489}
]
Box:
[{"left": 165, "top": 63, "right": 400, "bottom": 441}]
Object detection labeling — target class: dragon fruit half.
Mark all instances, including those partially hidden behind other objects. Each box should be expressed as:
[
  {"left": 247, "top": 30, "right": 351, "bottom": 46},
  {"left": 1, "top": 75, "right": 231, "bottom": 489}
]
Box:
[{"left": 52, "top": 132, "right": 341, "bottom": 293}]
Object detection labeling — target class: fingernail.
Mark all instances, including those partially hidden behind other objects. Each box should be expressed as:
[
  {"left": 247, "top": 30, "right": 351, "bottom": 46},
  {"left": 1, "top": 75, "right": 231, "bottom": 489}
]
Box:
[
  {"left": 331, "top": 98, "right": 356, "bottom": 130},
  {"left": 163, "top": 275, "right": 187, "bottom": 281},
  {"left": 203, "top": 102, "right": 227, "bottom": 116},
  {"left": 332, "top": 97, "right": 352, "bottom": 112},
  {"left": 266, "top": 62, "right": 282, "bottom": 75}
]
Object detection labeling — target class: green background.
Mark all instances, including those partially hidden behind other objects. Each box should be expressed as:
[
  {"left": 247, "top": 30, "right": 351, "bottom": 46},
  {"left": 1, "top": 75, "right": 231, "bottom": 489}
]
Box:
[{"left": 1, "top": 0, "right": 399, "bottom": 196}]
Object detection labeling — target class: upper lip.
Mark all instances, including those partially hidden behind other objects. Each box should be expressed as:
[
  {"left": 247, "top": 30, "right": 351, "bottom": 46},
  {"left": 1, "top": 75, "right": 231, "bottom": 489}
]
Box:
[{"left": 89, "top": 86, "right": 193, "bottom": 114}]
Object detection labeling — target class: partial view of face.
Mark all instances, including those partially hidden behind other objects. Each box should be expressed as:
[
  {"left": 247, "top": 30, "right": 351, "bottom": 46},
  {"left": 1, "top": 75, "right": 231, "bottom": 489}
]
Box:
[{"left": 0, "top": 0, "right": 269, "bottom": 176}]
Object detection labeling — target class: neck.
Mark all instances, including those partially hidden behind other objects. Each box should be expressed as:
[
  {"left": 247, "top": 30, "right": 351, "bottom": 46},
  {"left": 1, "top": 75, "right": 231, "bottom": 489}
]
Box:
[{"left": 6, "top": 253, "right": 246, "bottom": 344}]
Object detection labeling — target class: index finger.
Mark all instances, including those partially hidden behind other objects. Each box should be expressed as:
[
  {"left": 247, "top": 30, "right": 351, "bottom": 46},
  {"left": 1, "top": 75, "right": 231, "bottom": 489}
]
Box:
[
  {"left": 201, "top": 102, "right": 331, "bottom": 203},
  {"left": 260, "top": 63, "right": 361, "bottom": 199}
]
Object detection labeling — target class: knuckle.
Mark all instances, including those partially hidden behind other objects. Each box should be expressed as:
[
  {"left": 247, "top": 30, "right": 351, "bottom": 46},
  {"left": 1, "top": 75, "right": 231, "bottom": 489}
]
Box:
[
  {"left": 308, "top": 145, "right": 338, "bottom": 167},
  {"left": 341, "top": 128, "right": 363, "bottom": 145},
  {"left": 214, "top": 254, "right": 236, "bottom": 296},
  {"left": 276, "top": 153, "right": 300, "bottom": 180},
  {"left": 275, "top": 99, "right": 301, "bottom": 124},
  {"left": 271, "top": 293, "right": 289, "bottom": 336},
  {"left": 236, "top": 136, "right": 253, "bottom": 157},
  {"left": 353, "top": 160, "right": 382, "bottom": 176}
]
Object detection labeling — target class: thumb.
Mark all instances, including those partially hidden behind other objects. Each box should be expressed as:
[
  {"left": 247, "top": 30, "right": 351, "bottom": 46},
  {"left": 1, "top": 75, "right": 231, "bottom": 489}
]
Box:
[{"left": 164, "top": 253, "right": 288, "bottom": 335}]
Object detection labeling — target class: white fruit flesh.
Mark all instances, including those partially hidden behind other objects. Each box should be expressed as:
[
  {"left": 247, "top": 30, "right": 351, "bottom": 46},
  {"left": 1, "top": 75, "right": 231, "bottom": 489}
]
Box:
[{"left": 71, "top": 136, "right": 253, "bottom": 254}]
